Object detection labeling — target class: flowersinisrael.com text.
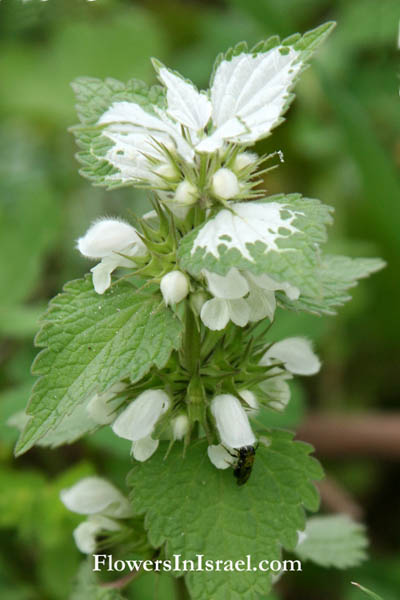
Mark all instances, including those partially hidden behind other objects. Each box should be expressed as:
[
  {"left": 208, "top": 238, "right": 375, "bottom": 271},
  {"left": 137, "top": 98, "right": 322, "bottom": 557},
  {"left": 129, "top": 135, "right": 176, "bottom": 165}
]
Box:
[{"left": 93, "top": 554, "right": 302, "bottom": 574}]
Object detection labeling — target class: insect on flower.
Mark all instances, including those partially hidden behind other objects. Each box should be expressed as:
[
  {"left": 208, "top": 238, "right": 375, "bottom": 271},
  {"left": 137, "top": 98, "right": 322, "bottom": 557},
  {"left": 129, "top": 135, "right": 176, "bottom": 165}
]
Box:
[{"left": 233, "top": 445, "right": 257, "bottom": 486}]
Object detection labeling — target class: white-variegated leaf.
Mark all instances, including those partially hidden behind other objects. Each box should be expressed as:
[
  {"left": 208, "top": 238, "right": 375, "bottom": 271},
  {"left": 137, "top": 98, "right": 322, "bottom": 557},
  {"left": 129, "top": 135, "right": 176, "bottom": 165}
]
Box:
[
  {"left": 155, "top": 63, "right": 212, "bottom": 131},
  {"left": 197, "top": 22, "right": 335, "bottom": 152},
  {"left": 178, "top": 194, "right": 333, "bottom": 296}
]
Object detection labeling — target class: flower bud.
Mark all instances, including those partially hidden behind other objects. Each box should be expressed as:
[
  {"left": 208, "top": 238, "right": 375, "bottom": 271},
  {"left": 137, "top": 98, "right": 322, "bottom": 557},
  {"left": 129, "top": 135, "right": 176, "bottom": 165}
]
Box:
[
  {"left": 211, "top": 168, "right": 240, "bottom": 200},
  {"left": 77, "top": 218, "right": 144, "bottom": 259},
  {"left": 60, "top": 476, "right": 133, "bottom": 518},
  {"left": 160, "top": 270, "right": 189, "bottom": 305},
  {"left": 210, "top": 394, "right": 256, "bottom": 449},
  {"left": 174, "top": 180, "right": 198, "bottom": 206},
  {"left": 156, "top": 162, "right": 180, "bottom": 183},
  {"left": 172, "top": 414, "right": 189, "bottom": 440},
  {"left": 233, "top": 152, "right": 258, "bottom": 171},
  {"left": 86, "top": 382, "right": 126, "bottom": 425}
]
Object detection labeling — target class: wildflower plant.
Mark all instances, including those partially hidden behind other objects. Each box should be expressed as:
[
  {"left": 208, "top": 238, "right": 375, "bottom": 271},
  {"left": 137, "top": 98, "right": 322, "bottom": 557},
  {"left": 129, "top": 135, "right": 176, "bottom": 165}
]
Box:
[{"left": 14, "top": 22, "right": 383, "bottom": 599}]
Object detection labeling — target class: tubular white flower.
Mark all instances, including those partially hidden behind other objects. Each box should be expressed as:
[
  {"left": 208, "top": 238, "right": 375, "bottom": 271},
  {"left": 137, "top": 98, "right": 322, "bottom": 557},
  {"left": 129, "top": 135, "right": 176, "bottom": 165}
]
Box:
[
  {"left": 239, "top": 390, "right": 259, "bottom": 415},
  {"left": 73, "top": 515, "right": 121, "bottom": 554},
  {"left": 260, "top": 337, "right": 321, "bottom": 375},
  {"left": 174, "top": 180, "right": 198, "bottom": 206},
  {"left": 211, "top": 168, "right": 240, "bottom": 200},
  {"left": 86, "top": 382, "right": 126, "bottom": 425},
  {"left": 112, "top": 389, "right": 170, "bottom": 442},
  {"left": 60, "top": 476, "right": 133, "bottom": 518},
  {"left": 160, "top": 270, "right": 189, "bottom": 305},
  {"left": 131, "top": 436, "right": 159, "bottom": 462},
  {"left": 77, "top": 218, "right": 147, "bottom": 295},
  {"left": 207, "top": 444, "right": 235, "bottom": 470},
  {"left": 211, "top": 394, "right": 256, "bottom": 449},
  {"left": 77, "top": 218, "right": 144, "bottom": 259},
  {"left": 172, "top": 414, "right": 190, "bottom": 440},
  {"left": 200, "top": 297, "right": 230, "bottom": 331}
]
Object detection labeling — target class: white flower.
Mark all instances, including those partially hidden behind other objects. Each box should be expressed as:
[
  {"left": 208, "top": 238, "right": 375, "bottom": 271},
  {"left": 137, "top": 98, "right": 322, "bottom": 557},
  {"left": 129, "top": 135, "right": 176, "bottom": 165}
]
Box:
[
  {"left": 211, "top": 168, "right": 240, "bottom": 200},
  {"left": 97, "top": 41, "right": 306, "bottom": 188},
  {"left": 112, "top": 389, "right": 170, "bottom": 461},
  {"left": 211, "top": 394, "right": 256, "bottom": 449},
  {"left": 200, "top": 267, "right": 299, "bottom": 330},
  {"left": 160, "top": 270, "right": 189, "bottom": 305},
  {"left": 239, "top": 390, "right": 259, "bottom": 415},
  {"left": 86, "top": 382, "right": 127, "bottom": 425},
  {"left": 77, "top": 218, "right": 147, "bottom": 294},
  {"left": 73, "top": 515, "right": 121, "bottom": 554},
  {"left": 172, "top": 414, "right": 190, "bottom": 440},
  {"left": 207, "top": 444, "right": 235, "bottom": 470},
  {"left": 60, "top": 476, "right": 133, "bottom": 518},
  {"left": 260, "top": 337, "right": 321, "bottom": 375}
]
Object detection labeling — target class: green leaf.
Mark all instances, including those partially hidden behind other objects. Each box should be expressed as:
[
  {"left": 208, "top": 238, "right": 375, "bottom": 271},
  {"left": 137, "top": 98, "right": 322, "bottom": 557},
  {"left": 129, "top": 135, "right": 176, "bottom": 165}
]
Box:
[
  {"left": 178, "top": 195, "right": 333, "bottom": 296},
  {"left": 15, "top": 278, "right": 183, "bottom": 456},
  {"left": 71, "top": 561, "right": 125, "bottom": 600},
  {"left": 71, "top": 77, "right": 165, "bottom": 188},
  {"left": 351, "top": 582, "right": 384, "bottom": 600},
  {"left": 127, "top": 433, "right": 323, "bottom": 600},
  {"left": 295, "top": 515, "right": 368, "bottom": 569},
  {"left": 279, "top": 255, "right": 385, "bottom": 315}
]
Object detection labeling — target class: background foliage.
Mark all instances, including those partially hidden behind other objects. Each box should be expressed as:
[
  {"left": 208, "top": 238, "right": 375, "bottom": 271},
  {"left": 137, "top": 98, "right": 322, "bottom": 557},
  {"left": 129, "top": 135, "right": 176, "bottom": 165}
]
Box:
[{"left": 0, "top": 0, "right": 399, "bottom": 598}]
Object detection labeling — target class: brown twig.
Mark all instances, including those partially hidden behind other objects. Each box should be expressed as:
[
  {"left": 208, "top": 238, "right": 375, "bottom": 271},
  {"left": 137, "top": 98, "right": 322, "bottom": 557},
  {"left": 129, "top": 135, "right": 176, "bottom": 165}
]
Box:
[{"left": 297, "top": 413, "right": 400, "bottom": 459}]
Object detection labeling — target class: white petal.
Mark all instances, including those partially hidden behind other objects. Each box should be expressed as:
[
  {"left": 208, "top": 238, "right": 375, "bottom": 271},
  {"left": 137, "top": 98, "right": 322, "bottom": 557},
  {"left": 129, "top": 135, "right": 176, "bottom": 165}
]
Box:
[
  {"left": 91, "top": 258, "right": 115, "bottom": 295},
  {"left": 112, "top": 389, "right": 170, "bottom": 441},
  {"left": 234, "top": 152, "right": 258, "bottom": 171},
  {"left": 227, "top": 298, "right": 250, "bottom": 327},
  {"left": 210, "top": 46, "right": 302, "bottom": 144},
  {"left": 239, "top": 390, "right": 259, "bottom": 415},
  {"left": 131, "top": 436, "right": 159, "bottom": 462},
  {"left": 259, "top": 376, "right": 291, "bottom": 411},
  {"left": 297, "top": 530, "right": 308, "bottom": 546},
  {"left": 86, "top": 383, "right": 126, "bottom": 425},
  {"left": 157, "top": 66, "right": 212, "bottom": 130},
  {"left": 77, "top": 218, "right": 142, "bottom": 259},
  {"left": 200, "top": 298, "right": 230, "bottom": 330},
  {"left": 248, "top": 272, "right": 299, "bottom": 300},
  {"left": 211, "top": 168, "right": 240, "bottom": 200},
  {"left": 246, "top": 286, "right": 276, "bottom": 322},
  {"left": 207, "top": 444, "right": 235, "bottom": 469},
  {"left": 60, "top": 476, "right": 133, "bottom": 518},
  {"left": 191, "top": 201, "right": 300, "bottom": 262},
  {"left": 211, "top": 394, "right": 256, "bottom": 448},
  {"left": 261, "top": 337, "right": 321, "bottom": 375},
  {"left": 160, "top": 270, "right": 189, "bottom": 305},
  {"left": 204, "top": 268, "right": 249, "bottom": 299},
  {"left": 73, "top": 515, "right": 121, "bottom": 554}
]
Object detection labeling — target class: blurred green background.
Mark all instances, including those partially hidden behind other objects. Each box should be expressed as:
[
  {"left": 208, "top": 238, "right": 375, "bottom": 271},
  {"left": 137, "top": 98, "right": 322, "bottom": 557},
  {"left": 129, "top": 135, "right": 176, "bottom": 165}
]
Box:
[{"left": 0, "top": 0, "right": 399, "bottom": 598}]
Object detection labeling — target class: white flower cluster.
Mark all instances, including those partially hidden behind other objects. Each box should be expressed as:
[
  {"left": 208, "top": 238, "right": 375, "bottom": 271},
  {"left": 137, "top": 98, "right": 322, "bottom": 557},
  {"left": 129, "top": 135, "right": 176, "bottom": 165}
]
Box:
[
  {"left": 60, "top": 477, "right": 133, "bottom": 553},
  {"left": 84, "top": 338, "right": 319, "bottom": 469},
  {"left": 96, "top": 44, "right": 304, "bottom": 208}
]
